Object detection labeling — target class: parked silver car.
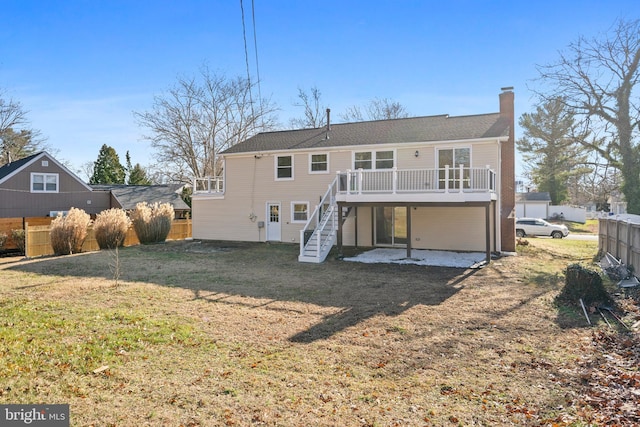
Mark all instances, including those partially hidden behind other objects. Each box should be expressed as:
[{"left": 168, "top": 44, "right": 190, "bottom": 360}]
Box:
[{"left": 515, "top": 218, "right": 569, "bottom": 239}]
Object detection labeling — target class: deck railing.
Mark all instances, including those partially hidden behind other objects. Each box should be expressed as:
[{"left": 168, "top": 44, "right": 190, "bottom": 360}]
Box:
[
  {"left": 193, "top": 177, "right": 224, "bottom": 194},
  {"left": 338, "top": 166, "right": 496, "bottom": 194}
]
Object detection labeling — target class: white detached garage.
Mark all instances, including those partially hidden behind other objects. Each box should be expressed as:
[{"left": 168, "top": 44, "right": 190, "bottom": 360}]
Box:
[{"left": 516, "top": 192, "right": 551, "bottom": 219}]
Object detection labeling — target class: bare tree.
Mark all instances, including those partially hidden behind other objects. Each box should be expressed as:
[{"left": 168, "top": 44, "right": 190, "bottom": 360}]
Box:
[
  {"left": 534, "top": 19, "right": 640, "bottom": 213},
  {"left": 0, "top": 90, "right": 47, "bottom": 165},
  {"left": 289, "top": 86, "right": 327, "bottom": 129},
  {"left": 134, "top": 66, "right": 278, "bottom": 183},
  {"left": 341, "top": 97, "right": 410, "bottom": 122}
]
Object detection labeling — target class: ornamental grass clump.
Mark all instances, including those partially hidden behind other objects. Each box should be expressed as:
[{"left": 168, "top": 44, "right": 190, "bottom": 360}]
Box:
[
  {"left": 11, "top": 229, "right": 25, "bottom": 254},
  {"left": 50, "top": 208, "right": 92, "bottom": 255},
  {"left": 131, "top": 202, "right": 174, "bottom": 244},
  {"left": 94, "top": 208, "right": 131, "bottom": 250}
]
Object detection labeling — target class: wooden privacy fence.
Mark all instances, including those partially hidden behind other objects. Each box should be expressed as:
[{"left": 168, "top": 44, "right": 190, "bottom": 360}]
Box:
[
  {"left": 0, "top": 217, "right": 54, "bottom": 250},
  {"left": 24, "top": 219, "right": 192, "bottom": 258},
  {"left": 598, "top": 216, "right": 640, "bottom": 277}
]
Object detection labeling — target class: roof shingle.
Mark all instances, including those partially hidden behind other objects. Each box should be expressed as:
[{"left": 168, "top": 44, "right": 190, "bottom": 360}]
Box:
[{"left": 223, "top": 113, "right": 509, "bottom": 155}]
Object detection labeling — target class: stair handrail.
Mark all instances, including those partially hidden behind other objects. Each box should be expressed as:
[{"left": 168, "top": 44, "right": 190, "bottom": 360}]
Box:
[{"left": 299, "top": 175, "right": 339, "bottom": 257}]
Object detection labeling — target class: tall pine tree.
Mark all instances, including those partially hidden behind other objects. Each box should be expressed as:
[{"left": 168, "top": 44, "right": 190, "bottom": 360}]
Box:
[
  {"left": 517, "top": 98, "right": 589, "bottom": 205},
  {"left": 90, "top": 144, "right": 125, "bottom": 184}
]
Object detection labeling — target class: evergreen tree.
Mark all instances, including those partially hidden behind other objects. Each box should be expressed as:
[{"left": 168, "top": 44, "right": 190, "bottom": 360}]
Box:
[
  {"left": 517, "top": 98, "right": 589, "bottom": 205},
  {"left": 128, "top": 163, "right": 152, "bottom": 185},
  {"left": 90, "top": 144, "right": 125, "bottom": 184},
  {"left": 124, "top": 150, "right": 152, "bottom": 185}
]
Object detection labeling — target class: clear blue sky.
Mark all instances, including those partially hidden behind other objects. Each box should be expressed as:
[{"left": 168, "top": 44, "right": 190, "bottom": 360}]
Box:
[{"left": 1, "top": 0, "right": 638, "bottom": 181}]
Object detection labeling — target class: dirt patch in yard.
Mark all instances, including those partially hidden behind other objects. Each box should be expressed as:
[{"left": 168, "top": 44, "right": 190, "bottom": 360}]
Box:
[{"left": 1, "top": 238, "right": 635, "bottom": 426}]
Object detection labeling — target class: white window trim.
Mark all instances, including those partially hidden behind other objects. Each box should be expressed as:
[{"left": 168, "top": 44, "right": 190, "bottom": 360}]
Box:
[
  {"left": 291, "top": 201, "right": 309, "bottom": 223},
  {"left": 275, "top": 155, "right": 294, "bottom": 181},
  {"left": 31, "top": 172, "right": 59, "bottom": 193},
  {"left": 308, "top": 153, "right": 329, "bottom": 174},
  {"left": 352, "top": 149, "right": 396, "bottom": 170}
]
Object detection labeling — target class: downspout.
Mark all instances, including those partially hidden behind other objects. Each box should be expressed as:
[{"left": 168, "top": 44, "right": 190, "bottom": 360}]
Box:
[{"left": 496, "top": 138, "right": 503, "bottom": 252}]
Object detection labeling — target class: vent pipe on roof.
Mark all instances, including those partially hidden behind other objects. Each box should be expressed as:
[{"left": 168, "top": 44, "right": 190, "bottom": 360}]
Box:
[{"left": 325, "top": 108, "right": 331, "bottom": 139}]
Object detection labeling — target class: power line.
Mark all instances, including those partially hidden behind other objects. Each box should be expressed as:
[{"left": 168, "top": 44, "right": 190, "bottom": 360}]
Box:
[
  {"left": 239, "top": 0, "right": 255, "bottom": 118},
  {"left": 251, "top": 0, "right": 263, "bottom": 112}
]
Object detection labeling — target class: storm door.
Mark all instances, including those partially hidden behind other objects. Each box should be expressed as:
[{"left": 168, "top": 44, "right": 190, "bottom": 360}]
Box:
[{"left": 266, "top": 202, "right": 281, "bottom": 241}]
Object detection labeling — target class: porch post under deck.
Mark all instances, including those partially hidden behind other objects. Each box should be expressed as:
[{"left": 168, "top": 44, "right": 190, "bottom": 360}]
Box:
[
  {"left": 485, "top": 203, "right": 491, "bottom": 263},
  {"left": 354, "top": 207, "right": 358, "bottom": 248},
  {"left": 406, "top": 205, "right": 412, "bottom": 259},
  {"left": 337, "top": 203, "right": 344, "bottom": 257}
]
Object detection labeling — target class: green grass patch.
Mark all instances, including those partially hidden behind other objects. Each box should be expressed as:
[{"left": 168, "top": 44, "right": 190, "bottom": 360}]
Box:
[{"left": 0, "top": 298, "right": 205, "bottom": 377}]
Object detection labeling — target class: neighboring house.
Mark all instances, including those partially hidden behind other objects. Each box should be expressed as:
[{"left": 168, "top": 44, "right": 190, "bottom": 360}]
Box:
[
  {"left": 0, "top": 151, "right": 111, "bottom": 217},
  {"left": 0, "top": 151, "right": 191, "bottom": 219},
  {"left": 515, "top": 192, "right": 551, "bottom": 219},
  {"left": 90, "top": 184, "right": 191, "bottom": 218},
  {"left": 192, "top": 88, "right": 516, "bottom": 263}
]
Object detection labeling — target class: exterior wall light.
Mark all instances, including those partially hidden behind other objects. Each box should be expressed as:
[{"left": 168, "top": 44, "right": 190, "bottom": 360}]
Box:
[{"left": 414, "top": 150, "right": 419, "bottom": 157}]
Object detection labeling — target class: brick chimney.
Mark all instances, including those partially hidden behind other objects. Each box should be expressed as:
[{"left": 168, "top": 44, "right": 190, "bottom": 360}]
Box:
[{"left": 499, "top": 87, "right": 516, "bottom": 252}]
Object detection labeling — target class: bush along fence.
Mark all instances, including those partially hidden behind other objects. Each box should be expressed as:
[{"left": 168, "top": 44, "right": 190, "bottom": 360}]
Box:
[
  {"left": 598, "top": 215, "right": 640, "bottom": 278},
  {"left": 18, "top": 218, "right": 191, "bottom": 258}
]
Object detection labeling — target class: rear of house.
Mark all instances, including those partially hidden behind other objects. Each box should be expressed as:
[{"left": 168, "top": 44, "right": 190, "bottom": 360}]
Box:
[{"left": 192, "top": 89, "right": 516, "bottom": 262}]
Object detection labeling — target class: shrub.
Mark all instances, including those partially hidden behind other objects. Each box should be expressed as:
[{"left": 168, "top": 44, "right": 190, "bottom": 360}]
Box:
[
  {"left": 11, "top": 229, "right": 25, "bottom": 254},
  {"left": 130, "top": 202, "right": 174, "bottom": 244},
  {"left": 50, "top": 208, "right": 92, "bottom": 255},
  {"left": 557, "top": 263, "right": 613, "bottom": 307},
  {"left": 94, "top": 208, "right": 131, "bottom": 250},
  {"left": 0, "top": 232, "right": 7, "bottom": 250}
]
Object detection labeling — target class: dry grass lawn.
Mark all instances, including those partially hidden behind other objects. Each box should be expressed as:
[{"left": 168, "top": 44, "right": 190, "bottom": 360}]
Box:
[{"left": 0, "top": 237, "right": 625, "bottom": 426}]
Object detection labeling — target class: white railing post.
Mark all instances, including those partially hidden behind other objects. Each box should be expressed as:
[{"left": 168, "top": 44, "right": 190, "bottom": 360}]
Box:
[
  {"left": 392, "top": 167, "right": 397, "bottom": 194},
  {"left": 445, "top": 165, "right": 449, "bottom": 191},
  {"left": 459, "top": 164, "right": 464, "bottom": 193},
  {"left": 346, "top": 169, "right": 352, "bottom": 195},
  {"left": 357, "top": 169, "right": 363, "bottom": 195}
]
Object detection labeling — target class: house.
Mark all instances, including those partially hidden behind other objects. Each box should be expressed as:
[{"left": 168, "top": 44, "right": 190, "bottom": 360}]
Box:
[
  {"left": 90, "top": 184, "right": 191, "bottom": 218},
  {"left": 515, "top": 192, "right": 551, "bottom": 219},
  {"left": 192, "top": 88, "right": 516, "bottom": 263},
  {"left": 0, "top": 151, "right": 191, "bottom": 219},
  {"left": 0, "top": 151, "right": 111, "bottom": 217}
]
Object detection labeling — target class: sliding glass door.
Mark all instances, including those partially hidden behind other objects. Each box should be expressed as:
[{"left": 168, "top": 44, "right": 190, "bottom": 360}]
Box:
[{"left": 374, "top": 207, "right": 407, "bottom": 246}]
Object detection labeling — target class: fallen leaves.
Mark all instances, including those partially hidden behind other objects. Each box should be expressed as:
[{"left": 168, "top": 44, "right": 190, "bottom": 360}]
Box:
[{"left": 575, "top": 329, "right": 640, "bottom": 425}]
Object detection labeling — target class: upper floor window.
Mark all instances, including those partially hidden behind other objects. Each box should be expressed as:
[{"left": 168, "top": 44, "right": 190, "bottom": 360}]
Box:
[
  {"left": 309, "top": 153, "right": 328, "bottom": 173},
  {"left": 276, "top": 155, "right": 293, "bottom": 180},
  {"left": 31, "top": 173, "right": 59, "bottom": 193},
  {"left": 354, "top": 150, "right": 394, "bottom": 170}
]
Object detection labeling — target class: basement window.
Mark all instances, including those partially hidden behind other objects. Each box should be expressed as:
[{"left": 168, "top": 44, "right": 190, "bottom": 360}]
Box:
[{"left": 291, "top": 202, "right": 309, "bottom": 222}]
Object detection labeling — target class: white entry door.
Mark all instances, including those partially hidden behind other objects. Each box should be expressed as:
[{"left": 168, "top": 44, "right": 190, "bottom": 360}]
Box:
[{"left": 266, "top": 202, "right": 281, "bottom": 241}]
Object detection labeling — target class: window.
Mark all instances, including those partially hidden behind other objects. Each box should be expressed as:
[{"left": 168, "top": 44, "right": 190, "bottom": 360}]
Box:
[
  {"left": 309, "top": 153, "right": 328, "bottom": 173},
  {"left": 354, "top": 152, "right": 372, "bottom": 169},
  {"left": 354, "top": 150, "right": 394, "bottom": 170},
  {"left": 31, "top": 173, "right": 58, "bottom": 193},
  {"left": 291, "top": 202, "right": 309, "bottom": 222},
  {"left": 276, "top": 155, "right": 293, "bottom": 180},
  {"left": 375, "top": 151, "right": 394, "bottom": 169},
  {"left": 437, "top": 147, "right": 470, "bottom": 189}
]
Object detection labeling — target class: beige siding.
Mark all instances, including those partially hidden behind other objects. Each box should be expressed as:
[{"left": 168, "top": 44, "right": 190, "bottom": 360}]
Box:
[
  {"left": 193, "top": 141, "right": 501, "bottom": 247},
  {"left": 411, "top": 206, "right": 488, "bottom": 251}
]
